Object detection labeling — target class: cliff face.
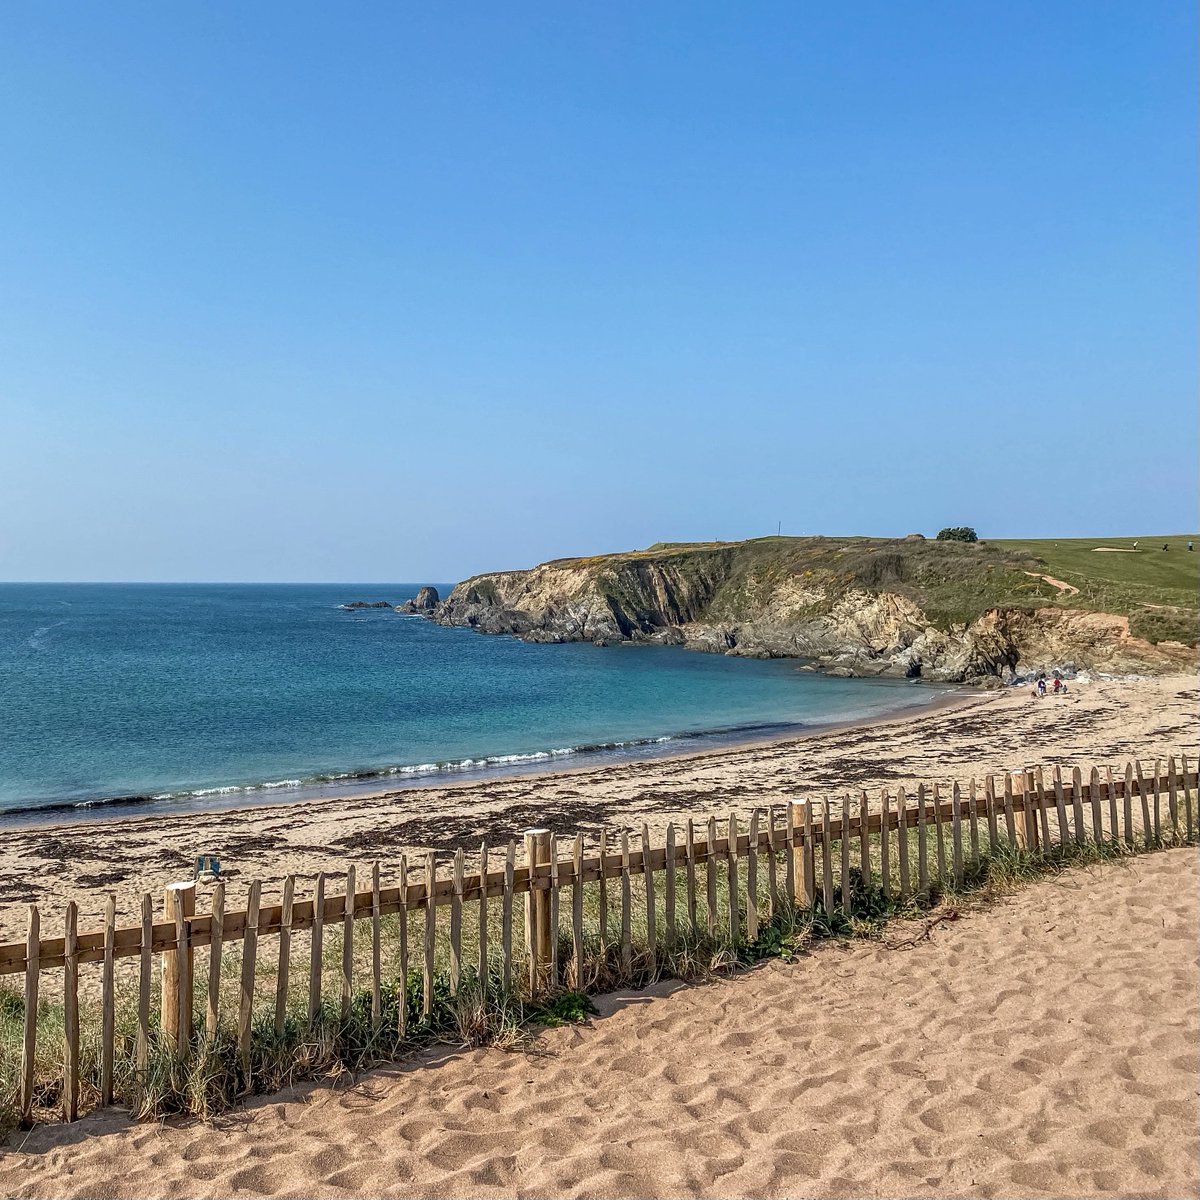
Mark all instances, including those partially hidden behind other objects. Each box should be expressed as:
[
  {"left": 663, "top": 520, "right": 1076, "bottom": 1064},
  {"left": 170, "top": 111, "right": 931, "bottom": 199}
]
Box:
[{"left": 429, "top": 538, "right": 1195, "bottom": 682}]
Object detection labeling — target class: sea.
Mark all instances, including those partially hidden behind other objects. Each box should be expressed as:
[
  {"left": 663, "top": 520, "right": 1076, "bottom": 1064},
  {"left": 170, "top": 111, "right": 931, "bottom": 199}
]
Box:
[{"left": 0, "top": 583, "right": 953, "bottom": 825}]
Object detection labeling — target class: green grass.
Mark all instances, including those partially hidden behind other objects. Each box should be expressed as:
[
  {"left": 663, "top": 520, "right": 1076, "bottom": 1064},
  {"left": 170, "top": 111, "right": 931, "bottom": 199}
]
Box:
[{"left": 991, "top": 535, "right": 1198, "bottom": 643}]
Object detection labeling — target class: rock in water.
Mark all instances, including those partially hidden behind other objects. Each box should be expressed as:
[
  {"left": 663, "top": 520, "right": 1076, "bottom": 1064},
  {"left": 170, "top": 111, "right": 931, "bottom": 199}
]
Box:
[{"left": 398, "top": 585, "right": 441, "bottom": 613}]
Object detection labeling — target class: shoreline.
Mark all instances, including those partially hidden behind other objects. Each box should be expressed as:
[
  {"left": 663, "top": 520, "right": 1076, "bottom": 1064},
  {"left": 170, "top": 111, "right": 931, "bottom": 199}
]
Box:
[
  {"left": 0, "top": 681, "right": 973, "bottom": 832},
  {"left": 0, "top": 671, "right": 1194, "bottom": 942}
]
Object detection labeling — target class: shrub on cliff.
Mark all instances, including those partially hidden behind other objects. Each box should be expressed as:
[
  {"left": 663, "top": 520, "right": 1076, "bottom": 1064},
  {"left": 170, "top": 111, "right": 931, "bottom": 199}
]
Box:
[{"left": 936, "top": 527, "right": 978, "bottom": 543}]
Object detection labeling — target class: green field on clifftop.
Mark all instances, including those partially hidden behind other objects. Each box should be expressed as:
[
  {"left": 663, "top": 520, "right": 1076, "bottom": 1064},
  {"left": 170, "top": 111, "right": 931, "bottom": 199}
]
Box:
[
  {"left": 551, "top": 534, "right": 1199, "bottom": 646},
  {"left": 990, "top": 535, "right": 1198, "bottom": 644}
]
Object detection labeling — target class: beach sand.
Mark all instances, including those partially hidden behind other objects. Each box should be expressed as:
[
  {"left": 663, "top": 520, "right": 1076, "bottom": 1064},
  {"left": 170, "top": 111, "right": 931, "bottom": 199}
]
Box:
[
  {"left": 4, "top": 845, "right": 1196, "bottom": 1198},
  {"left": 0, "top": 672, "right": 1196, "bottom": 942}
]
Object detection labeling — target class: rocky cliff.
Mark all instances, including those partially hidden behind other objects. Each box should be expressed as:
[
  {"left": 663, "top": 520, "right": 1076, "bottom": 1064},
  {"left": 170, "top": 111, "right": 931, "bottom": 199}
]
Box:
[{"left": 425, "top": 537, "right": 1196, "bottom": 683}]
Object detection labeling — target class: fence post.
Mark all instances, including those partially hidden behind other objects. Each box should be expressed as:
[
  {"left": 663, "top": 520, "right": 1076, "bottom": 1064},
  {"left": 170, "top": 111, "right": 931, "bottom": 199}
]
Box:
[
  {"left": 502, "top": 840, "right": 515, "bottom": 992},
  {"left": 101, "top": 894, "right": 116, "bottom": 1106},
  {"left": 423, "top": 854, "right": 437, "bottom": 1016},
  {"left": 1034, "top": 768, "right": 1051, "bottom": 850},
  {"left": 162, "top": 881, "right": 195, "bottom": 1057},
  {"left": 597, "top": 831, "right": 609, "bottom": 954},
  {"left": 341, "top": 865, "right": 355, "bottom": 1018},
  {"left": 915, "top": 783, "right": 929, "bottom": 894},
  {"left": 275, "top": 876, "right": 294, "bottom": 1036},
  {"left": 1052, "top": 766, "right": 1068, "bottom": 849},
  {"left": 138, "top": 893, "right": 152, "bottom": 1069},
  {"left": 1167, "top": 758, "right": 1179, "bottom": 842},
  {"left": 1106, "top": 766, "right": 1118, "bottom": 845},
  {"left": 801, "top": 801, "right": 816, "bottom": 908},
  {"left": 370, "top": 862, "right": 382, "bottom": 1026},
  {"left": 951, "top": 783, "right": 964, "bottom": 886},
  {"left": 932, "top": 782, "right": 948, "bottom": 880},
  {"left": 450, "top": 850, "right": 464, "bottom": 996},
  {"left": 549, "top": 834, "right": 561, "bottom": 987},
  {"left": 526, "top": 828, "right": 551, "bottom": 994},
  {"left": 571, "top": 833, "right": 584, "bottom": 986},
  {"left": 63, "top": 901, "right": 78, "bottom": 1122},
  {"left": 309, "top": 872, "right": 325, "bottom": 1024},
  {"left": 819, "top": 801, "right": 834, "bottom": 912},
  {"left": 1069, "top": 767, "right": 1085, "bottom": 847},
  {"left": 705, "top": 817, "right": 718, "bottom": 936},
  {"left": 20, "top": 905, "right": 39, "bottom": 1126},
  {"left": 478, "top": 840, "right": 490, "bottom": 984},
  {"left": 858, "top": 791, "right": 871, "bottom": 886},
  {"left": 1020, "top": 771, "right": 1038, "bottom": 850},
  {"left": 641, "top": 824, "right": 656, "bottom": 972},
  {"left": 1182, "top": 754, "right": 1194, "bottom": 842},
  {"left": 621, "top": 830, "right": 633, "bottom": 972},
  {"left": 398, "top": 854, "right": 409, "bottom": 1036},
  {"left": 664, "top": 822, "right": 677, "bottom": 944},
  {"left": 880, "top": 791, "right": 892, "bottom": 896},
  {"left": 790, "top": 802, "right": 807, "bottom": 906},
  {"left": 968, "top": 778, "right": 980, "bottom": 862},
  {"left": 1135, "top": 761, "right": 1152, "bottom": 845},
  {"left": 727, "top": 812, "right": 740, "bottom": 943},
  {"left": 238, "top": 879, "right": 261, "bottom": 1085},
  {"left": 685, "top": 820, "right": 698, "bottom": 935}
]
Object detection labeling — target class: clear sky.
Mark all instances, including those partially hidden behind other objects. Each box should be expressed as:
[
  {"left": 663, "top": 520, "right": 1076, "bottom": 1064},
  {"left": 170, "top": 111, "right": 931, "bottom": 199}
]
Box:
[{"left": 1, "top": 3, "right": 1195, "bottom": 583}]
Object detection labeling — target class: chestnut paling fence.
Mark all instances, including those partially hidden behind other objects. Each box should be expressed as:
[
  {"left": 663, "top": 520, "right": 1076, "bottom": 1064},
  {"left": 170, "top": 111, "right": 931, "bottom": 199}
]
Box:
[{"left": 0, "top": 754, "right": 1196, "bottom": 1127}]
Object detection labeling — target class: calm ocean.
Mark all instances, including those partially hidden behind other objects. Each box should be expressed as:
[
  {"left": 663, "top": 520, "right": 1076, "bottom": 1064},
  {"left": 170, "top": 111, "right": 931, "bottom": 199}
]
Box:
[{"left": 0, "top": 584, "right": 948, "bottom": 823}]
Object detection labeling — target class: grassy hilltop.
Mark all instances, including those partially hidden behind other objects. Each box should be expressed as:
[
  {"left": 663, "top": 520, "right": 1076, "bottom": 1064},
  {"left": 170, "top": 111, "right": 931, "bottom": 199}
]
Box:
[
  {"left": 989, "top": 535, "right": 1197, "bottom": 644},
  {"left": 544, "top": 533, "right": 1198, "bottom": 647},
  {"left": 439, "top": 532, "right": 1197, "bottom": 680}
]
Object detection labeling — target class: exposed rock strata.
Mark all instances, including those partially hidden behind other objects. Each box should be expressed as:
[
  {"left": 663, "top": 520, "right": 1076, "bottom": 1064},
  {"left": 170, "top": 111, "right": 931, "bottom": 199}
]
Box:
[{"left": 424, "top": 541, "right": 1195, "bottom": 683}]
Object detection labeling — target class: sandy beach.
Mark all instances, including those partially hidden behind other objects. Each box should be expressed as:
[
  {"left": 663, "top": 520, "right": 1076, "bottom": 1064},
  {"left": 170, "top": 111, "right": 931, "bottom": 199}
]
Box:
[
  {"left": 0, "top": 672, "right": 1195, "bottom": 944},
  {"left": 4, "top": 843, "right": 1196, "bottom": 1198}
]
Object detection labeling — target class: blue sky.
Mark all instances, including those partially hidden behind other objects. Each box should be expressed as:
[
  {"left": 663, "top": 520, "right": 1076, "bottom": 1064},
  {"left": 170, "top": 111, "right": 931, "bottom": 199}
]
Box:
[{"left": 1, "top": 3, "right": 1195, "bottom": 582}]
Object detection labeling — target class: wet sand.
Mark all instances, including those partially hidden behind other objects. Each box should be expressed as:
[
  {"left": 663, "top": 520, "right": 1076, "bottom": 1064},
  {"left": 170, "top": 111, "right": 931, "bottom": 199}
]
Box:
[
  {"left": 4, "top": 845, "right": 1196, "bottom": 1198},
  {"left": 0, "top": 672, "right": 1195, "bottom": 944}
]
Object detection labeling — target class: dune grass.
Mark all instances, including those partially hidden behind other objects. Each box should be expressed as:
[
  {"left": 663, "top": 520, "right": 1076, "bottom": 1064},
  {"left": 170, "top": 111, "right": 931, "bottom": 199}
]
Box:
[{"left": 1, "top": 806, "right": 1191, "bottom": 1137}]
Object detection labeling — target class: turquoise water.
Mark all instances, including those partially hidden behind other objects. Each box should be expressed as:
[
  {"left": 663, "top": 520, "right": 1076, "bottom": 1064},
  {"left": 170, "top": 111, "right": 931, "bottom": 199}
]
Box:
[{"left": 0, "top": 584, "right": 948, "bottom": 823}]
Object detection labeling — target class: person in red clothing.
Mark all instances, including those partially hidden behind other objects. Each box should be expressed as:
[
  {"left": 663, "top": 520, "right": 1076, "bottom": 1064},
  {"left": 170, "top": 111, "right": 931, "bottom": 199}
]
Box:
[{"left": 1052, "top": 676, "right": 1062, "bottom": 694}]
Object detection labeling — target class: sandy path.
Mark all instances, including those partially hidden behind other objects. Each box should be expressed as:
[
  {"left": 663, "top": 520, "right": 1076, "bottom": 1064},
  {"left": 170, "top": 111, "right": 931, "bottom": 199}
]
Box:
[
  {"left": 1024, "top": 571, "right": 1080, "bottom": 595},
  {"left": 0, "top": 673, "right": 1195, "bottom": 943},
  {"left": 4, "top": 848, "right": 1196, "bottom": 1199}
]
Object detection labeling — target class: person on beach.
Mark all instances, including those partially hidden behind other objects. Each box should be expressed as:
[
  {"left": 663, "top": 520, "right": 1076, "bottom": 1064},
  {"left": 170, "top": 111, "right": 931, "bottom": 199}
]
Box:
[
  {"left": 1052, "top": 677, "right": 1061, "bottom": 694},
  {"left": 1037, "top": 677, "right": 1047, "bottom": 697}
]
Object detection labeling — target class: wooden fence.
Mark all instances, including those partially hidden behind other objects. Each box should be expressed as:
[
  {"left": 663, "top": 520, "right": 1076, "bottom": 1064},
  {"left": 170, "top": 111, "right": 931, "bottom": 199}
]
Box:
[{"left": 1, "top": 755, "right": 1195, "bottom": 1126}]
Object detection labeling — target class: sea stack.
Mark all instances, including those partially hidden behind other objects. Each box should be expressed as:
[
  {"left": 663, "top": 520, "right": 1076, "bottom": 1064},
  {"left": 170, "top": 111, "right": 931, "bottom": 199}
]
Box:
[{"left": 398, "top": 585, "right": 440, "bottom": 613}]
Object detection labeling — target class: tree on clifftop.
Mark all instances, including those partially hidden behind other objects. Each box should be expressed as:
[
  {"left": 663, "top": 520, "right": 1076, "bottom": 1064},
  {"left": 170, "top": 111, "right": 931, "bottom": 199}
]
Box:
[{"left": 936, "top": 526, "right": 978, "bottom": 542}]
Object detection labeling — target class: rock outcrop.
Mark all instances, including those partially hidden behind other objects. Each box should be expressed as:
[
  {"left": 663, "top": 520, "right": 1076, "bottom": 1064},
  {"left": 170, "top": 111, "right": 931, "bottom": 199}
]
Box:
[
  {"left": 423, "top": 538, "right": 1196, "bottom": 683},
  {"left": 341, "top": 600, "right": 393, "bottom": 610},
  {"left": 398, "top": 586, "right": 440, "bottom": 613}
]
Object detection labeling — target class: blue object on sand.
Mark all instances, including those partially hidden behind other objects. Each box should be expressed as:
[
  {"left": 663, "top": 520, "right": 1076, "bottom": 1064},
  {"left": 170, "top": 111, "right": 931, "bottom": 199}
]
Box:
[{"left": 194, "top": 854, "right": 221, "bottom": 879}]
